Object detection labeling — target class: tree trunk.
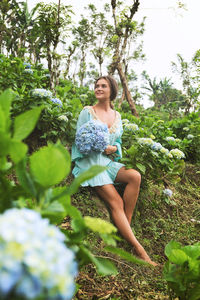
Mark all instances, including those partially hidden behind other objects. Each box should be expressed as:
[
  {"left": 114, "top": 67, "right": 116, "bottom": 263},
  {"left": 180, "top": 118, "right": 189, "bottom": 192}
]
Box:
[
  {"left": 117, "top": 62, "right": 139, "bottom": 117},
  {"left": 118, "top": 89, "right": 125, "bottom": 108}
]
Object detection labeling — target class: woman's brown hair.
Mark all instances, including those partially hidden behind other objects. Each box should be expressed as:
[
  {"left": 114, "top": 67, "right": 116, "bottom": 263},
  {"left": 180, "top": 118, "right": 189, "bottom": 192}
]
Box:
[{"left": 94, "top": 75, "right": 118, "bottom": 107}]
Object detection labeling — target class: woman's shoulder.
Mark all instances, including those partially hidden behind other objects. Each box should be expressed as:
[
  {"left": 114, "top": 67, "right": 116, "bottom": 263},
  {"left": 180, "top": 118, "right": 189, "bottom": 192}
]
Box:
[
  {"left": 83, "top": 105, "right": 92, "bottom": 111},
  {"left": 79, "top": 106, "right": 92, "bottom": 116},
  {"left": 82, "top": 106, "right": 96, "bottom": 117}
]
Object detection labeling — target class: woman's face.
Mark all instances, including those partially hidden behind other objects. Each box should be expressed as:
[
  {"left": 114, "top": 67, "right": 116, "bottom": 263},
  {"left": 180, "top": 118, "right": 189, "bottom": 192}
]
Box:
[{"left": 94, "top": 78, "right": 111, "bottom": 102}]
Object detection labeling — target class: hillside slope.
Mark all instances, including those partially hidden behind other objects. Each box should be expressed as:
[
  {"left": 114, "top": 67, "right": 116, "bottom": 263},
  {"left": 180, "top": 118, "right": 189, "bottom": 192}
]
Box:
[{"left": 68, "top": 163, "right": 200, "bottom": 299}]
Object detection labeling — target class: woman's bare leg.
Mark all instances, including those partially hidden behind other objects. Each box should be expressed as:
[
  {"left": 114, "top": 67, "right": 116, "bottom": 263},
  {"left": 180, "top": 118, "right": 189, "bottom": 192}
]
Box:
[
  {"left": 115, "top": 167, "right": 141, "bottom": 224},
  {"left": 95, "top": 184, "right": 157, "bottom": 266}
]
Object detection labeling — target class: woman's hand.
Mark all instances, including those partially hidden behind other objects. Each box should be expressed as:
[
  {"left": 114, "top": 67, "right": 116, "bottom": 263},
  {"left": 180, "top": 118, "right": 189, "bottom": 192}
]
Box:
[{"left": 104, "top": 145, "right": 117, "bottom": 155}]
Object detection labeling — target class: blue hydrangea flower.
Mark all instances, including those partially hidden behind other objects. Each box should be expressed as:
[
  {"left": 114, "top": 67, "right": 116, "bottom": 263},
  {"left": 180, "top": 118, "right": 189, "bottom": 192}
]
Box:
[
  {"left": 75, "top": 120, "right": 109, "bottom": 155},
  {"left": 50, "top": 98, "right": 63, "bottom": 107},
  {"left": 32, "top": 88, "right": 52, "bottom": 99},
  {"left": 163, "top": 188, "right": 173, "bottom": 197},
  {"left": 23, "top": 62, "right": 32, "bottom": 69},
  {"left": 151, "top": 142, "right": 163, "bottom": 151},
  {"left": 0, "top": 208, "right": 77, "bottom": 300},
  {"left": 169, "top": 148, "right": 185, "bottom": 159}
]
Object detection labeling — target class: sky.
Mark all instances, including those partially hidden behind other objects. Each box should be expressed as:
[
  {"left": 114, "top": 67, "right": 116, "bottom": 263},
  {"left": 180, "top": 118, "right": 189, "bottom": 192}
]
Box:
[{"left": 27, "top": 0, "right": 200, "bottom": 105}]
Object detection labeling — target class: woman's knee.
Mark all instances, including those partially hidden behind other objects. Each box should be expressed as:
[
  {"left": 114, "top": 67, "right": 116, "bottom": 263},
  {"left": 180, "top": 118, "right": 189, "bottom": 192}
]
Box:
[{"left": 128, "top": 169, "right": 141, "bottom": 185}]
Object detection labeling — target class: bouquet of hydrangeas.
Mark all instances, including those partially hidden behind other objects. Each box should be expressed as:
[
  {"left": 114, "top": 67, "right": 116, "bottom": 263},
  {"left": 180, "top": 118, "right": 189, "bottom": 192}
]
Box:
[
  {"left": 75, "top": 120, "right": 109, "bottom": 155},
  {"left": 0, "top": 208, "right": 77, "bottom": 300}
]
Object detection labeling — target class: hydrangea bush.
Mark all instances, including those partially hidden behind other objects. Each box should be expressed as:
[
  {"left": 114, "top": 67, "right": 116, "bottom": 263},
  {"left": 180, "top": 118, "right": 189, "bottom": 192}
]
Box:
[
  {"left": 75, "top": 120, "right": 109, "bottom": 155},
  {"left": 0, "top": 208, "right": 77, "bottom": 300},
  {"left": 121, "top": 120, "right": 186, "bottom": 187}
]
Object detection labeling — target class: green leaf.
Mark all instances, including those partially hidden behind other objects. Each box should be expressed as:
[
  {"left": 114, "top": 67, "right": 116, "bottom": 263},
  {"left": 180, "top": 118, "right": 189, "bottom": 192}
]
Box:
[
  {"left": 71, "top": 218, "right": 86, "bottom": 232},
  {"left": 41, "top": 201, "right": 66, "bottom": 224},
  {"left": 168, "top": 249, "right": 188, "bottom": 265},
  {"left": 136, "top": 163, "right": 146, "bottom": 174},
  {"left": 84, "top": 216, "right": 117, "bottom": 234},
  {"left": 9, "top": 140, "right": 28, "bottom": 163},
  {"left": 67, "top": 165, "right": 106, "bottom": 195},
  {"left": 16, "top": 159, "right": 37, "bottom": 197},
  {"left": 0, "top": 89, "right": 14, "bottom": 132},
  {"left": 0, "top": 157, "right": 12, "bottom": 171},
  {"left": 92, "top": 257, "right": 118, "bottom": 276},
  {"left": 79, "top": 246, "right": 118, "bottom": 275},
  {"left": 65, "top": 203, "right": 83, "bottom": 220},
  {"left": 0, "top": 89, "right": 13, "bottom": 117},
  {"left": 30, "top": 144, "right": 69, "bottom": 188},
  {"left": 183, "top": 245, "right": 200, "bottom": 259},
  {"left": 0, "top": 132, "right": 11, "bottom": 156},
  {"left": 0, "top": 106, "right": 6, "bottom": 132},
  {"left": 104, "top": 246, "right": 150, "bottom": 266},
  {"left": 13, "top": 106, "right": 43, "bottom": 140},
  {"left": 0, "top": 175, "right": 13, "bottom": 213},
  {"left": 165, "top": 240, "right": 182, "bottom": 258},
  {"left": 54, "top": 142, "right": 71, "bottom": 177}
]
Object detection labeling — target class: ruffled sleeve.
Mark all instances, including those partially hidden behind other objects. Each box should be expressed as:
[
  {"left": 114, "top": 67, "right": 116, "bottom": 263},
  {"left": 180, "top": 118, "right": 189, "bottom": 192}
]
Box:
[
  {"left": 113, "top": 114, "right": 123, "bottom": 162},
  {"left": 71, "top": 108, "right": 91, "bottom": 162}
]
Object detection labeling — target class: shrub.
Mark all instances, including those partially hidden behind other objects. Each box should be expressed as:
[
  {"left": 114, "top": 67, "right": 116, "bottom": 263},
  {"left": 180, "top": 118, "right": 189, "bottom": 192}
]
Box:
[{"left": 163, "top": 240, "right": 200, "bottom": 300}]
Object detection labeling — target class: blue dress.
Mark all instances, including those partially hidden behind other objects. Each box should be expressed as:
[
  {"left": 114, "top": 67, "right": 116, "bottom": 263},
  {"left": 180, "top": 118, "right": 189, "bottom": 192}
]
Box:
[{"left": 71, "top": 106, "right": 125, "bottom": 187}]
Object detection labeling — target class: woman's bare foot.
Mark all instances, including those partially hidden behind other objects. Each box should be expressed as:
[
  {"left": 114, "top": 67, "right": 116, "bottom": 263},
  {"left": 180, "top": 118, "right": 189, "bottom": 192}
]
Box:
[{"left": 134, "top": 245, "right": 158, "bottom": 266}]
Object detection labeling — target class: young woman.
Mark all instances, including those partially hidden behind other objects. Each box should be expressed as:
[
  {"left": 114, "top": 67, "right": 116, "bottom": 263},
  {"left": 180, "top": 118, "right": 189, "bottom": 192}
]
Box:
[{"left": 71, "top": 75, "right": 157, "bottom": 266}]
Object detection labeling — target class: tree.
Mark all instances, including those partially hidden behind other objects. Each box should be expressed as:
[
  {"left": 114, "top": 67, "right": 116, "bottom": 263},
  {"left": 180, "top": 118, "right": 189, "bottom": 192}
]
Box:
[
  {"left": 71, "top": 17, "right": 95, "bottom": 86},
  {"left": 107, "top": 0, "right": 144, "bottom": 117},
  {"left": 171, "top": 53, "right": 200, "bottom": 114},
  {"left": 0, "top": 0, "right": 39, "bottom": 57},
  {"left": 35, "top": 1, "right": 73, "bottom": 89},
  {"left": 86, "top": 4, "right": 113, "bottom": 76},
  {"left": 142, "top": 71, "right": 187, "bottom": 117}
]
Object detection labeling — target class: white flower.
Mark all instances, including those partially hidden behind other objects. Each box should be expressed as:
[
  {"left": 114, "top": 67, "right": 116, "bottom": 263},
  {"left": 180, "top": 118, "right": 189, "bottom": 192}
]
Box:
[
  {"left": 137, "top": 138, "right": 154, "bottom": 146},
  {"left": 124, "top": 123, "right": 139, "bottom": 132},
  {"left": 122, "top": 119, "right": 130, "bottom": 125},
  {"left": 32, "top": 88, "right": 52, "bottom": 99},
  {"left": 163, "top": 188, "right": 173, "bottom": 197},
  {"left": 58, "top": 115, "right": 68, "bottom": 122},
  {"left": 166, "top": 136, "right": 175, "bottom": 142},
  {"left": 167, "top": 153, "right": 173, "bottom": 159},
  {"left": 187, "top": 134, "right": 194, "bottom": 139},
  {"left": 24, "top": 69, "right": 33, "bottom": 74},
  {"left": 169, "top": 148, "right": 185, "bottom": 159},
  {"left": 0, "top": 208, "right": 77, "bottom": 300},
  {"left": 160, "top": 147, "right": 169, "bottom": 155}
]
